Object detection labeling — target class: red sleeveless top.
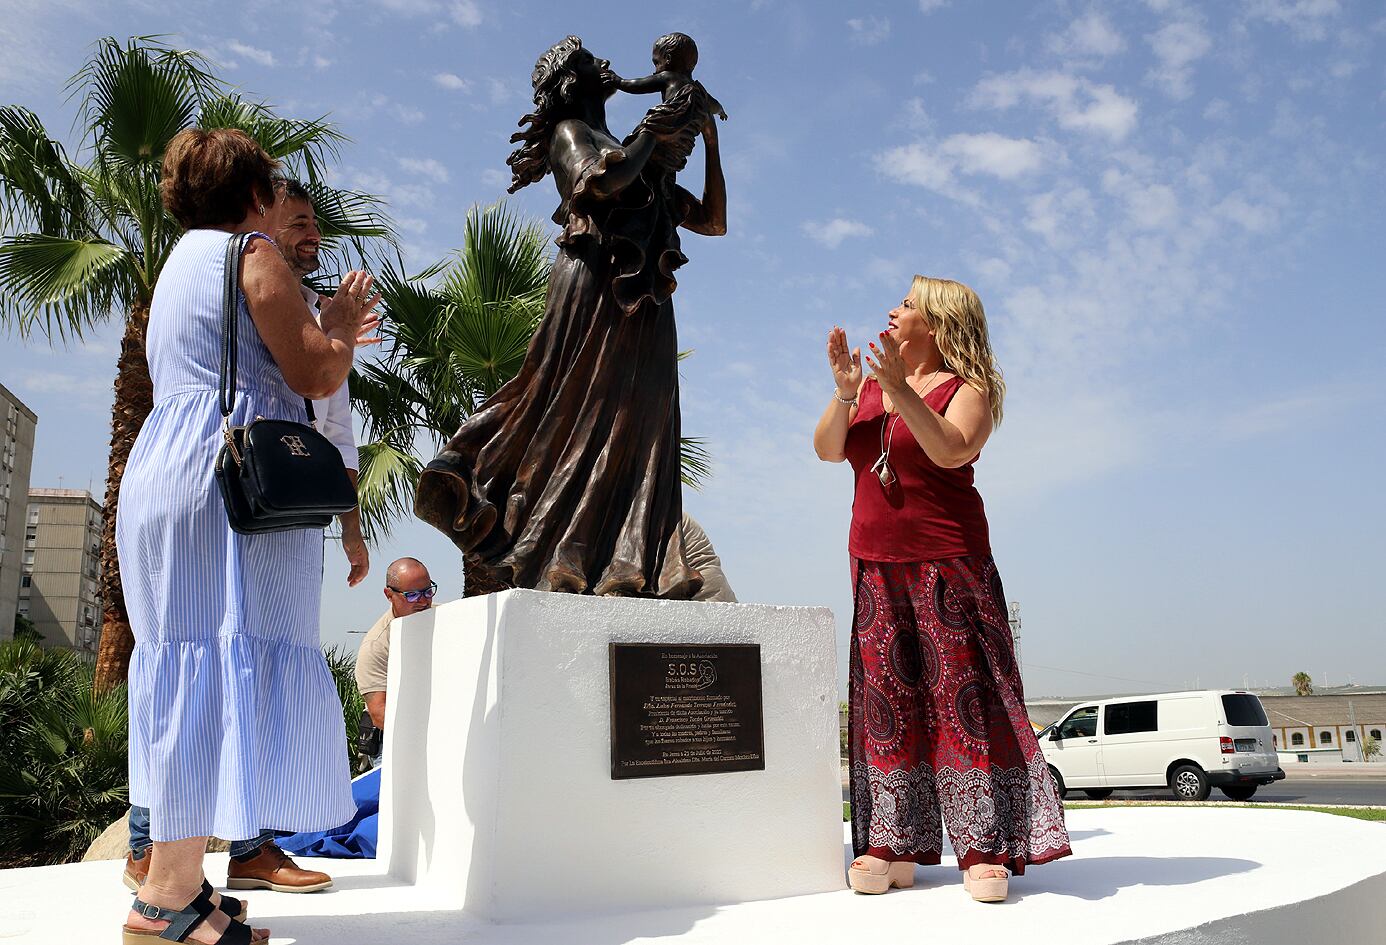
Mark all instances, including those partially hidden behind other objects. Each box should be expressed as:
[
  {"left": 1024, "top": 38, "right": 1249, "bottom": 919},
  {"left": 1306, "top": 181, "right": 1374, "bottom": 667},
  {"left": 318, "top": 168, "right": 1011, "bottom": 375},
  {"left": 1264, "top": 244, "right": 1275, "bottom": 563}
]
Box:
[{"left": 844, "top": 376, "right": 991, "bottom": 562}]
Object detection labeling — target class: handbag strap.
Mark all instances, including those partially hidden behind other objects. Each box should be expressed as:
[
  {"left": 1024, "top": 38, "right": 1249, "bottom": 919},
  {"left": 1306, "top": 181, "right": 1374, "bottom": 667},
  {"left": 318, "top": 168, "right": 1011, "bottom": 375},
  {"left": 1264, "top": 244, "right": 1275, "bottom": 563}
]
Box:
[{"left": 219, "top": 233, "right": 317, "bottom": 427}]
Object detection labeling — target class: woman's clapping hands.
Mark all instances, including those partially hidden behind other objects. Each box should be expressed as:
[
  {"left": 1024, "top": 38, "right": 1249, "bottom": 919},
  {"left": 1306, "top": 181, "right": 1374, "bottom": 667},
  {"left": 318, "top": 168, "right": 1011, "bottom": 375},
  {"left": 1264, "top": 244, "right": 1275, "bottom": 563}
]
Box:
[
  {"left": 866, "top": 330, "right": 909, "bottom": 394},
  {"left": 826, "top": 327, "right": 862, "bottom": 400}
]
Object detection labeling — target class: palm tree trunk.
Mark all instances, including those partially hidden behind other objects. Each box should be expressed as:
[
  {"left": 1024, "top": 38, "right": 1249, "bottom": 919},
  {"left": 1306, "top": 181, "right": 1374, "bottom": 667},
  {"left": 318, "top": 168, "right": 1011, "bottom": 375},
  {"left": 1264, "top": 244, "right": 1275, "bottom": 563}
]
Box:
[
  {"left": 92, "top": 301, "right": 153, "bottom": 694},
  {"left": 462, "top": 555, "right": 511, "bottom": 597}
]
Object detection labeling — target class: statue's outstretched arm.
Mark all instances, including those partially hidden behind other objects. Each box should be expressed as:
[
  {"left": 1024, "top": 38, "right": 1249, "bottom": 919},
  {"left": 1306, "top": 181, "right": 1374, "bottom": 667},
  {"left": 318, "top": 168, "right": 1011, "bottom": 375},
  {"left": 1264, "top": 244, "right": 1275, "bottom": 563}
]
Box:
[{"left": 680, "top": 120, "right": 727, "bottom": 237}]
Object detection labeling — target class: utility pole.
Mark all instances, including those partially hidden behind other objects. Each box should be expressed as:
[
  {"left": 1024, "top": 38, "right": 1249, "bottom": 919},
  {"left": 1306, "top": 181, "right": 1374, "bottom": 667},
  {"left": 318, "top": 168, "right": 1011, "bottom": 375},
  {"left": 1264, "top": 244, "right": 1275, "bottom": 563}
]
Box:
[
  {"left": 1348, "top": 700, "right": 1364, "bottom": 763},
  {"left": 1007, "top": 601, "right": 1023, "bottom": 683}
]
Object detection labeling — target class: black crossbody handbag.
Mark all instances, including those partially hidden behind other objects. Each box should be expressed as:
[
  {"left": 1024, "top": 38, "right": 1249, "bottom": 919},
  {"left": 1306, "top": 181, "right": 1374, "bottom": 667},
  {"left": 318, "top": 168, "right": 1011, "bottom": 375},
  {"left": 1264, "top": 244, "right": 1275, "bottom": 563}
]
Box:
[{"left": 213, "top": 233, "right": 359, "bottom": 534}]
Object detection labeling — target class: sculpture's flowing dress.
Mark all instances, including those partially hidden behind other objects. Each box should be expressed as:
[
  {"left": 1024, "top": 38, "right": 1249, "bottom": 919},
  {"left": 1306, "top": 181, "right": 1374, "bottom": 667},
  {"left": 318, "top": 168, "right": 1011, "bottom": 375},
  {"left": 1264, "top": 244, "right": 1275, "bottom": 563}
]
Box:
[
  {"left": 417, "top": 120, "right": 701, "bottom": 599},
  {"left": 117, "top": 229, "right": 355, "bottom": 842}
]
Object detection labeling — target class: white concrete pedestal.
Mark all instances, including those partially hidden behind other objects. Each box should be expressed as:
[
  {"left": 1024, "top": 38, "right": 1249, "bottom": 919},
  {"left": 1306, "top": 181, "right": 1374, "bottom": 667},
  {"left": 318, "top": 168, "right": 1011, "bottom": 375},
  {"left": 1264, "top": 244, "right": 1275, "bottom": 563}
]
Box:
[{"left": 376, "top": 590, "right": 844, "bottom": 921}]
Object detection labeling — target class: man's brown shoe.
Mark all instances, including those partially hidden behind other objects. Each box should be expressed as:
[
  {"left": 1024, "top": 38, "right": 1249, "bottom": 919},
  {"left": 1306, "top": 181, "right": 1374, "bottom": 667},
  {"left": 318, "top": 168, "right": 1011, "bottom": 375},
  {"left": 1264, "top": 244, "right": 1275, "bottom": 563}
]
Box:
[
  {"left": 226, "top": 843, "right": 332, "bottom": 893},
  {"left": 121, "top": 852, "right": 149, "bottom": 891}
]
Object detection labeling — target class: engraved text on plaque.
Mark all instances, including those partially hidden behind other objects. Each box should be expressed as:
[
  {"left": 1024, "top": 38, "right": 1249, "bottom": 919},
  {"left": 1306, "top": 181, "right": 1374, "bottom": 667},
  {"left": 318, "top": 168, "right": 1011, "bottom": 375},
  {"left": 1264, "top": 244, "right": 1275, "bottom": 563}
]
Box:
[{"left": 609, "top": 643, "right": 765, "bottom": 779}]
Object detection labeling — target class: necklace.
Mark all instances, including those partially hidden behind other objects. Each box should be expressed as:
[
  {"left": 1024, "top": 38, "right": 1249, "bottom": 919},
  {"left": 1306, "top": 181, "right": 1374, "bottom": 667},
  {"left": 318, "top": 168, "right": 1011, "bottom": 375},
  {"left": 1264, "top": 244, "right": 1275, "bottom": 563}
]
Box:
[{"left": 870, "top": 367, "right": 943, "bottom": 490}]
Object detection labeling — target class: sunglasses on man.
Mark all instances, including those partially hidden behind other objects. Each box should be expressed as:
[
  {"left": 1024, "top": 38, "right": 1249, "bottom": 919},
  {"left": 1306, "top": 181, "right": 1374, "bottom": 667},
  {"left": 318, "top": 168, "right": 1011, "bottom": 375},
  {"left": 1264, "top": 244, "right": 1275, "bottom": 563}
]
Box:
[{"left": 387, "top": 581, "right": 438, "bottom": 603}]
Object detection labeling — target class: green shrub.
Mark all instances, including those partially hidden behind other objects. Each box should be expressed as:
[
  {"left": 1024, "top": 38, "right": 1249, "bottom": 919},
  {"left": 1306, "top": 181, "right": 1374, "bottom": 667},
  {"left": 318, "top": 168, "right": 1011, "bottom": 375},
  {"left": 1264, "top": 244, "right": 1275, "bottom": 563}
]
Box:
[
  {"left": 323, "top": 644, "right": 371, "bottom": 776},
  {"left": 0, "top": 640, "right": 128, "bottom": 866}
]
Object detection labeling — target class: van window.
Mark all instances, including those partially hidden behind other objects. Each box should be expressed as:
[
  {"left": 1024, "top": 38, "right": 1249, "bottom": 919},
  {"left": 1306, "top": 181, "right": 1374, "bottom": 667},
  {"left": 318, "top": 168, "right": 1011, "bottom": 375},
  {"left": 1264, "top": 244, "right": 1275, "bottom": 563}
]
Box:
[
  {"left": 1221, "top": 694, "right": 1268, "bottom": 727},
  {"left": 1105, "top": 700, "right": 1158, "bottom": 735},
  {"left": 1057, "top": 706, "right": 1098, "bottom": 740}
]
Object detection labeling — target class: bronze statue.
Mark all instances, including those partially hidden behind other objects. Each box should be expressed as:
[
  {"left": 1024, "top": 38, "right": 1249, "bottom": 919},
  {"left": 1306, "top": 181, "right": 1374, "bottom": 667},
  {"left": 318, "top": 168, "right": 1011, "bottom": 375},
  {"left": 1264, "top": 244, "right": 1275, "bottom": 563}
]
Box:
[{"left": 415, "top": 35, "right": 727, "bottom": 598}]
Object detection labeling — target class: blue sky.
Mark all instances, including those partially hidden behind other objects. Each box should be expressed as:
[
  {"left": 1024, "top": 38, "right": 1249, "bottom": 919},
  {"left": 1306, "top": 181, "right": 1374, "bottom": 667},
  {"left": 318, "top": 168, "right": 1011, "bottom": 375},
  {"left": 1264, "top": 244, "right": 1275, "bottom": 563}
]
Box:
[{"left": 2, "top": 0, "right": 1383, "bottom": 698}]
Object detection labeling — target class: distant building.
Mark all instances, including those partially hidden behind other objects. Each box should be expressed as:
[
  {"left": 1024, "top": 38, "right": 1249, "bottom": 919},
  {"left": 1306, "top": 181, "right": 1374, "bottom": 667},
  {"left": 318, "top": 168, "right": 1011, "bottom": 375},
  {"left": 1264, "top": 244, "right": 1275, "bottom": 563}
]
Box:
[
  {"left": 0, "top": 384, "right": 38, "bottom": 642},
  {"left": 21, "top": 489, "right": 103, "bottom": 655},
  {"left": 1260, "top": 693, "right": 1386, "bottom": 765}
]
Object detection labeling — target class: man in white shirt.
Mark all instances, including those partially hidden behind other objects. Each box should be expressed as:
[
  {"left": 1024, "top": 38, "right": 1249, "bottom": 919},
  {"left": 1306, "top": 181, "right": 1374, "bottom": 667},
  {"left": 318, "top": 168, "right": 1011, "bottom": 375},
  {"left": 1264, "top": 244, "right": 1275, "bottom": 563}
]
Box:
[{"left": 272, "top": 178, "right": 377, "bottom": 586}]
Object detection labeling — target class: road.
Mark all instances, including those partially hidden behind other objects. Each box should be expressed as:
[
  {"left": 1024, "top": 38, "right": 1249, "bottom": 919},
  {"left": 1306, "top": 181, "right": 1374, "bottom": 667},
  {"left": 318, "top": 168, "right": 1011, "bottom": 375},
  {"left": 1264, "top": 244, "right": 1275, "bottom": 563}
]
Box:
[
  {"left": 1100, "top": 777, "right": 1386, "bottom": 806},
  {"left": 841, "top": 775, "right": 1386, "bottom": 807}
]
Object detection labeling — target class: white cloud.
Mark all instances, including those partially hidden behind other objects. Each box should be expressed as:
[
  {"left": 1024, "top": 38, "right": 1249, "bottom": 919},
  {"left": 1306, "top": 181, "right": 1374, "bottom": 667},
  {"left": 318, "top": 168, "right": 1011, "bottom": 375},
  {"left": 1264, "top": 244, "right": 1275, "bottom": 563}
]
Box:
[
  {"left": 1146, "top": 19, "right": 1212, "bottom": 99},
  {"left": 877, "top": 133, "right": 1050, "bottom": 196},
  {"left": 1102, "top": 169, "right": 1178, "bottom": 230},
  {"left": 944, "top": 133, "right": 1048, "bottom": 178},
  {"left": 433, "top": 72, "right": 470, "bottom": 91},
  {"left": 1047, "top": 11, "right": 1126, "bottom": 60},
  {"left": 803, "top": 218, "right": 874, "bottom": 248},
  {"left": 394, "top": 104, "right": 427, "bottom": 124},
  {"left": 480, "top": 168, "right": 510, "bottom": 191},
  {"left": 846, "top": 16, "right": 891, "bottom": 46},
  {"left": 918, "top": 0, "right": 948, "bottom": 11},
  {"left": 971, "top": 70, "right": 1138, "bottom": 141},
  {"left": 1203, "top": 98, "right": 1231, "bottom": 121},
  {"left": 1023, "top": 186, "right": 1097, "bottom": 247},
  {"left": 1245, "top": 0, "right": 1340, "bottom": 40},
  {"left": 398, "top": 157, "right": 450, "bottom": 183},
  {"left": 226, "top": 41, "right": 275, "bottom": 68},
  {"left": 450, "top": 0, "right": 482, "bottom": 27},
  {"left": 376, "top": 0, "right": 482, "bottom": 29}
]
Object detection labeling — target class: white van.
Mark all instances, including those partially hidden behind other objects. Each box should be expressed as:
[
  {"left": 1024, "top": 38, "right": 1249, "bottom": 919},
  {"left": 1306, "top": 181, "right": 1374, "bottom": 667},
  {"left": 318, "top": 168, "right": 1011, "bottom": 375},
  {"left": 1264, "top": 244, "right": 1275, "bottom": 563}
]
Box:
[{"left": 1039, "top": 690, "right": 1285, "bottom": 801}]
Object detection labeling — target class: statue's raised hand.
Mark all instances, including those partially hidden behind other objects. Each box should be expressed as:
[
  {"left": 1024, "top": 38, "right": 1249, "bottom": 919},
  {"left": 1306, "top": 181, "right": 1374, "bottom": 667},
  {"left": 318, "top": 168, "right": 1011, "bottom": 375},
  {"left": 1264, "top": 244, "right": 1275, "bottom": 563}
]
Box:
[{"left": 826, "top": 326, "right": 862, "bottom": 400}]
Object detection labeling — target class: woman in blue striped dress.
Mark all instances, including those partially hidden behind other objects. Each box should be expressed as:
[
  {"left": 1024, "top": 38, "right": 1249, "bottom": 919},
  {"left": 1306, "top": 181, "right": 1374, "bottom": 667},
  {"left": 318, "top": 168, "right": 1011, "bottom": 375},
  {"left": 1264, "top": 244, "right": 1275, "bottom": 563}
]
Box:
[{"left": 116, "top": 128, "right": 377, "bottom": 944}]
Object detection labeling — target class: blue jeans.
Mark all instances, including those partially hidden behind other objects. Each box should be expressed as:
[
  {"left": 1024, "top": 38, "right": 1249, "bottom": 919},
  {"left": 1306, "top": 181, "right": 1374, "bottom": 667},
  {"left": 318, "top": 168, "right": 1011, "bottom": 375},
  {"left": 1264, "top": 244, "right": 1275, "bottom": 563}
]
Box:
[{"left": 127, "top": 806, "right": 275, "bottom": 860}]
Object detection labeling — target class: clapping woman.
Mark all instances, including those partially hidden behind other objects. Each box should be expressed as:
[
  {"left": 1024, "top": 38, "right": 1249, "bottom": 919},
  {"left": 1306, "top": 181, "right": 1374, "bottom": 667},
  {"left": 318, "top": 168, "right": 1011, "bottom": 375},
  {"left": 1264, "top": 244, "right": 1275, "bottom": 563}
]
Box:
[
  {"left": 115, "top": 129, "right": 377, "bottom": 943},
  {"left": 813, "top": 275, "right": 1071, "bottom": 902}
]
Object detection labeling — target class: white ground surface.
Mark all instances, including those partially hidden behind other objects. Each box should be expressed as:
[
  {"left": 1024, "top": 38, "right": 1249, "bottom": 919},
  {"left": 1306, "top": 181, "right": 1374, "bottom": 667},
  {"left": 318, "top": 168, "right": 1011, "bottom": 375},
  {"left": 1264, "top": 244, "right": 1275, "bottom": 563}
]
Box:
[{"left": 2, "top": 807, "right": 1383, "bottom": 945}]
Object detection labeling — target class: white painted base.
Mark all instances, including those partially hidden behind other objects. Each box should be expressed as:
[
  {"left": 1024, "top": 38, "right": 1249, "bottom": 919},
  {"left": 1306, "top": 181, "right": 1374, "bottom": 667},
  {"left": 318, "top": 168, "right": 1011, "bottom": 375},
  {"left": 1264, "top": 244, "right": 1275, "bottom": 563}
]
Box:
[
  {"left": 377, "top": 590, "right": 845, "bottom": 921},
  {"left": 6, "top": 809, "right": 1385, "bottom": 944}
]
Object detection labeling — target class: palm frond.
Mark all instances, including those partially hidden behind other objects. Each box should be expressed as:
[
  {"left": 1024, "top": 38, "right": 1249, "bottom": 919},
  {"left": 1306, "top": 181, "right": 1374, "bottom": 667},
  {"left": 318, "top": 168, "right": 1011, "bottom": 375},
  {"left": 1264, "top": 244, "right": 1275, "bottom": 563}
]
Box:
[
  {"left": 197, "top": 95, "right": 345, "bottom": 183},
  {"left": 355, "top": 436, "right": 425, "bottom": 542},
  {"left": 0, "top": 107, "right": 91, "bottom": 236},
  {"left": 70, "top": 37, "right": 216, "bottom": 167},
  {"left": 0, "top": 234, "right": 128, "bottom": 338},
  {"left": 679, "top": 436, "right": 712, "bottom": 490}
]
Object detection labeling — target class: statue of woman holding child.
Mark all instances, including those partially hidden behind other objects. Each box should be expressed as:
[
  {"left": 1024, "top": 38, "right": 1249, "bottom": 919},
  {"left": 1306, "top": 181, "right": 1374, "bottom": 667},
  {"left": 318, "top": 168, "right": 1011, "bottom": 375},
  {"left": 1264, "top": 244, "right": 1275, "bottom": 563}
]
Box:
[{"left": 416, "top": 35, "right": 727, "bottom": 599}]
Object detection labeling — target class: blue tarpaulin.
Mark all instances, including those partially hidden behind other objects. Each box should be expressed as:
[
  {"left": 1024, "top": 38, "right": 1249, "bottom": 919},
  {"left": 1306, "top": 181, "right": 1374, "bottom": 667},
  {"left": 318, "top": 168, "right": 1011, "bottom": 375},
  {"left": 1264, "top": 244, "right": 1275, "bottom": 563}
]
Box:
[{"left": 278, "top": 766, "right": 379, "bottom": 859}]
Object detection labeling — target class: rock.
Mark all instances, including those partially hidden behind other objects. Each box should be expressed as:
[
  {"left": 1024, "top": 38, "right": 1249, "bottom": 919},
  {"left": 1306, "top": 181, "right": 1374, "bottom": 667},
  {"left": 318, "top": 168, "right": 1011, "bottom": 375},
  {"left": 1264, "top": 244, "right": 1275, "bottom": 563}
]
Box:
[
  {"left": 82, "top": 813, "right": 233, "bottom": 861},
  {"left": 82, "top": 816, "right": 129, "bottom": 861}
]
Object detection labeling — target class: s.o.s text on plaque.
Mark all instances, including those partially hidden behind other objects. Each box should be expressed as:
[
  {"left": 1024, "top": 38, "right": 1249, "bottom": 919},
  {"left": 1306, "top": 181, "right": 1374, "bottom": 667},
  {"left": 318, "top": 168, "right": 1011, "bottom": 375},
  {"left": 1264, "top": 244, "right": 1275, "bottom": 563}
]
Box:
[{"left": 609, "top": 643, "right": 765, "bottom": 779}]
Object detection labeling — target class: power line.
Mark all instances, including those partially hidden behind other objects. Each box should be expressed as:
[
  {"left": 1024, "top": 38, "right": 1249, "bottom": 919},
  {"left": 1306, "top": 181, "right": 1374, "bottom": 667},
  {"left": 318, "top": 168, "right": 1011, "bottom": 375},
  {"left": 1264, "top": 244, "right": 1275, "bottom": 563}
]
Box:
[{"left": 1022, "top": 661, "right": 1165, "bottom": 689}]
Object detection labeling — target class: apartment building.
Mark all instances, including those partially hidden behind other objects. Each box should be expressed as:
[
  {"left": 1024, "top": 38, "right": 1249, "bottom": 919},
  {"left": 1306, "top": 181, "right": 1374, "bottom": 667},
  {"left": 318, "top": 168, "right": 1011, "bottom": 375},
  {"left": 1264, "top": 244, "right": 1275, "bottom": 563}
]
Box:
[
  {"left": 0, "top": 384, "right": 38, "bottom": 642},
  {"left": 21, "top": 489, "right": 103, "bottom": 654}
]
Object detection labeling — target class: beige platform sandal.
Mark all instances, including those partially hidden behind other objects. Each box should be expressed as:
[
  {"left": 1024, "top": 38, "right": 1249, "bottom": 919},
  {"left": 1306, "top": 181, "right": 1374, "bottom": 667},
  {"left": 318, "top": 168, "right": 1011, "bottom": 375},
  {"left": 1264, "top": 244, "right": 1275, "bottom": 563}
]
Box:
[
  {"left": 848, "top": 855, "right": 915, "bottom": 894},
  {"left": 963, "top": 866, "right": 1009, "bottom": 902}
]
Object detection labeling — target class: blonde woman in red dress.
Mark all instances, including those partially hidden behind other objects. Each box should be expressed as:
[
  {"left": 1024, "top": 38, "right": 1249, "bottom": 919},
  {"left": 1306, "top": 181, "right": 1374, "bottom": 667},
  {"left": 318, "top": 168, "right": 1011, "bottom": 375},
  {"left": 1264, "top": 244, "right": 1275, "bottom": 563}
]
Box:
[{"left": 813, "top": 275, "right": 1071, "bottom": 902}]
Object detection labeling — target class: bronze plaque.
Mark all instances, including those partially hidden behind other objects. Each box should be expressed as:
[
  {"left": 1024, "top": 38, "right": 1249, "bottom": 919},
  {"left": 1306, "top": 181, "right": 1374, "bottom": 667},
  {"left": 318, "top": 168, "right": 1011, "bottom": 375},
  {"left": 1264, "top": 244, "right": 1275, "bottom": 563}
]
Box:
[{"left": 609, "top": 643, "right": 765, "bottom": 779}]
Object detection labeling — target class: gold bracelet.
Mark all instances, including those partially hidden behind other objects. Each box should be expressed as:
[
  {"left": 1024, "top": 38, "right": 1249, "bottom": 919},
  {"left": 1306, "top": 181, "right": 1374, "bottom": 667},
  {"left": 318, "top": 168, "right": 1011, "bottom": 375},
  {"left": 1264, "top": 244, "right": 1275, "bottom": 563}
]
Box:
[{"left": 832, "top": 390, "right": 858, "bottom": 406}]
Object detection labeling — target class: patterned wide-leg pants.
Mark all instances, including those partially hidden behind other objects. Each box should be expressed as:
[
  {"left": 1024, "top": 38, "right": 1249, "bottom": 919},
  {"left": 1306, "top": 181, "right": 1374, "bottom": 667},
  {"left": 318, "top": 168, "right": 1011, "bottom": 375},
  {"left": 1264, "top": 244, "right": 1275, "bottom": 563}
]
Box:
[{"left": 848, "top": 556, "right": 1072, "bottom": 874}]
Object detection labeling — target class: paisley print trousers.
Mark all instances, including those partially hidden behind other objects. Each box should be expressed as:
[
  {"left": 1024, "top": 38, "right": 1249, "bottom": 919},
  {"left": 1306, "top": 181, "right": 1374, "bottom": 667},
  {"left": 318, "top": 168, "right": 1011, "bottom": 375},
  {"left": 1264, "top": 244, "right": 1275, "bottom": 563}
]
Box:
[{"left": 848, "top": 556, "right": 1072, "bottom": 874}]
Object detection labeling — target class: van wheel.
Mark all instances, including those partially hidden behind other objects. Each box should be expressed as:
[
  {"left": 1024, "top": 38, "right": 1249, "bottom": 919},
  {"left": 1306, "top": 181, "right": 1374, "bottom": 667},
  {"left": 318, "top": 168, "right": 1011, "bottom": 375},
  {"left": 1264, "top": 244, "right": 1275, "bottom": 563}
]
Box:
[
  {"left": 1170, "top": 764, "right": 1211, "bottom": 801},
  {"left": 1220, "top": 785, "right": 1257, "bottom": 801},
  {"left": 1048, "top": 765, "right": 1068, "bottom": 799},
  {"left": 1083, "top": 789, "right": 1114, "bottom": 800}
]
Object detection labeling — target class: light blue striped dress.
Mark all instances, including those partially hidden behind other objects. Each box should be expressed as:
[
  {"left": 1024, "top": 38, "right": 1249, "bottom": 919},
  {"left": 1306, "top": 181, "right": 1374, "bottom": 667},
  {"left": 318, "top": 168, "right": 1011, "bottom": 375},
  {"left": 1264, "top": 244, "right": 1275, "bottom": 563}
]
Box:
[{"left": 117, "top": 229, "right": 355, "bottom": 842}]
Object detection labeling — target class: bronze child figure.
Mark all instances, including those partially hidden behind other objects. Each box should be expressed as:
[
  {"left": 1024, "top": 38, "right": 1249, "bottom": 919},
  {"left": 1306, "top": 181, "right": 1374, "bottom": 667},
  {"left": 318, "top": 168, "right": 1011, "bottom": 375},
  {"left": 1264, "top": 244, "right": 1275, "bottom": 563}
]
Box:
[{"left": 616, "top": 32, "right": 727, "bottom": 175}]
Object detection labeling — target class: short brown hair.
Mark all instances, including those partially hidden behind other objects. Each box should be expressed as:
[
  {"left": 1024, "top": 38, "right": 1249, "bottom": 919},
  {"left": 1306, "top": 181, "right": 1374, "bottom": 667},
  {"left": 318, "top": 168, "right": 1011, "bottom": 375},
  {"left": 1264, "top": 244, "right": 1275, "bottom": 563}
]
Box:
[{"left": 160, "top": 128, "right": 279, "bottom": 229}]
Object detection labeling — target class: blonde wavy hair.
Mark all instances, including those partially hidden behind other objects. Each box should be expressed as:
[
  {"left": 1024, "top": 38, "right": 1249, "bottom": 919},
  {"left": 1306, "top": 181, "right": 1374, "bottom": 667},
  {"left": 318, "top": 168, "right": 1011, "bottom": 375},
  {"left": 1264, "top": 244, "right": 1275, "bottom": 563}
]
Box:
[{"left": 909, "top": 275, "right": 1006, "bottom": 425}]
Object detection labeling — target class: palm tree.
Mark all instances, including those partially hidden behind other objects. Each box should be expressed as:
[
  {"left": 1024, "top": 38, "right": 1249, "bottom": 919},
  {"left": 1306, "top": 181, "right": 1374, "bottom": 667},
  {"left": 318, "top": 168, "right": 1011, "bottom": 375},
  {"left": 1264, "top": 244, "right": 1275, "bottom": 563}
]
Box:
[
  {"left": 0, "top": 37, "right": 393, "bottom": 693},
  {"left": 1292, "top": 672, "right": 1313, "bottom": 697},
  {"left": 351, "top": 200, "right": 712, "bottom": 546}
]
